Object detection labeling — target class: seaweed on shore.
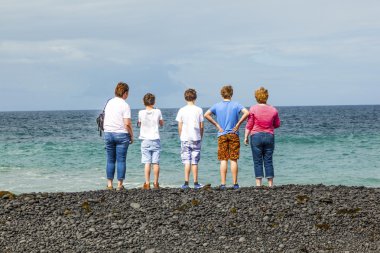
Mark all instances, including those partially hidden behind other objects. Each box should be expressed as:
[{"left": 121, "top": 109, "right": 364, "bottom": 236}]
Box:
[
  {"left": 230, "top": 207, "right": 237, "bottom": 214},
  {"left": 296, "top": 194, "right": 310, "bottom": 204},
  {"left": 315, "top": 223, "right": 330, "bottom": 230},
  {"left": 81, "top": 201, "right": 92, "bottom": 213},
  {"left": 175, "top": 199, "right": 201, "bottom": 212},
  {"left": 0, "top": 191, "right": 16, "bottom": 200},
  {"left": 63, "top": 208, "right": 72, "bottom": 216},
  {"left": 191, "top": 199, "right": 200, "bottom": 206}
]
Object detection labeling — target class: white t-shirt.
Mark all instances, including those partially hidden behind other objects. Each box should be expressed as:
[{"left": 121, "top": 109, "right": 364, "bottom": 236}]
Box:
[
  {"left": 138, "top": 109, "right": 163, "bottom": 140},
  {"left": 103, "top": 97, "right": 131, "bottom": 133},
  {"left": 176, "top": 105, "right": 204, "bottom": 141}
]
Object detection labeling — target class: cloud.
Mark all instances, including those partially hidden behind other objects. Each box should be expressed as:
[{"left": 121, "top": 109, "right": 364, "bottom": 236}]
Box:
[{"left": 1, "top": 0, "right": 380, "bottom": 110}]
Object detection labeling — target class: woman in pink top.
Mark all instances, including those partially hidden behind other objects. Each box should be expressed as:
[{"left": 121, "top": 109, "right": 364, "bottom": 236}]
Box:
[{"left": 244, "top": 87, "right": 280, "bottom": 187}]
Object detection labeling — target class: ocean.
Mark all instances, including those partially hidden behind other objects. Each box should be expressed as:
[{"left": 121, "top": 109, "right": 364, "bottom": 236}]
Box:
[{"left": 1, "top": 105, "right": 379, "bottom": 194}]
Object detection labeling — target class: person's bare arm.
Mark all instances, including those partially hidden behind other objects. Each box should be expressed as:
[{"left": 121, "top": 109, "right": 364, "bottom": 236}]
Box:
[
  {"left": 159, "top": 119, "right": 164, "bottom": 127},
  {"left": 200, "top": 122, "right": 204, "bottom": 139},
  {"left": 204, "top": 110, "right": 223, "bottom": 133},
  {"left": 124, "top": 118, "right": 134, "bottom": 144},
  {"left": 232, "top": 108, "right": 249, "bottom": 132},
  {"left": 244, "top": 128, "right": 250, "bottom": 145}
]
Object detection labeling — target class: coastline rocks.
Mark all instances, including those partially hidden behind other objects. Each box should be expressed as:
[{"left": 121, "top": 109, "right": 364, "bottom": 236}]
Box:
[{"left": 0, "top": 185, "right": 379, "bottom": 252}]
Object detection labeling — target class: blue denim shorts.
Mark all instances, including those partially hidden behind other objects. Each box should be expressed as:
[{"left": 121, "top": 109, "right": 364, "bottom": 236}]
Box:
[
  {"left": 141, "top": 139, "right": 161, "bottom": 164},
  {"left": 181, "top": 140, "right": 201, "bottom": 164}
]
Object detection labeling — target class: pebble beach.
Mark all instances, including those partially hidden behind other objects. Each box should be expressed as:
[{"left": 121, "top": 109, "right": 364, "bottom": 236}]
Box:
[{"left": 1, "top": 184, "right": 379, "bottom": 252}]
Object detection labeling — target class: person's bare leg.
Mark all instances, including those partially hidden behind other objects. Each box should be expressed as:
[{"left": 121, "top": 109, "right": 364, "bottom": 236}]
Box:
[
  {"left": 191, "top": 164, "right": 198, "bottom": 183},
  {"left": 220, "top": 160, "right": 228, "bottom": 185},
  {"left": 256, "top": 178, "right": 262, "bottom": 186},
  {"left": 153, "top": 164, "right": 160, "bottom": 185},
  {"left": 184, "top": 163, "right": 191, "bottom": 182},
  {"left": 107, "top": 179, "right": 113, "bottom": 188},
  {"left": 230, "top": 159, "right": 238, "bottom": 185},
  {"left": 144, "top": 163, "right": 151, "bottom": 184},
  {"left": 117, "top": 179, "right": 123, "bottom": 188},
  {"left": 268, "top": 178, "right": 274, "bottom": 187}
]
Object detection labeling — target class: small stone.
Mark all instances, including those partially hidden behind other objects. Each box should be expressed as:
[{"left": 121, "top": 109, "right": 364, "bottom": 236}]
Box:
[
  {"left": 130, "top": 202, "right": 141, "bottom": 209},
  {"left": 239, "top": 237, "right": 246, "bottom": 243},
  {"left": 263, "top": 216, "right": 270, "bottom": 222},
  {"left": 145, "top": 249, "right": 155, "bottom": 253},
  {"left": 89, "top": 228, "right": 96, "bottom": 232}
]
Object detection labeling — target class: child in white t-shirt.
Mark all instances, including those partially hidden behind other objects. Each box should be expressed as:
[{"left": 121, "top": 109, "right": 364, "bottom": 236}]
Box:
[
  {"left": 138, "top": 93, "right": 164, "bottom": 190},
  {"left": 175, "top": 89, "right": 204, "bottom": 189}
]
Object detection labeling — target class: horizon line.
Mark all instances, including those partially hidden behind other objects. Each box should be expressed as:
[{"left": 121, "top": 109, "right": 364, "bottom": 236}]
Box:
[{"left": 1, "top": 104, "right": 379, "bottom": 113}]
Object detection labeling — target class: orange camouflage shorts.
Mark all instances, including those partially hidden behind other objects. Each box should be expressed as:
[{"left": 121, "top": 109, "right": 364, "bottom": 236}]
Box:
[{"left": 217, "top": 133, "right": 240, "bottom": 160}]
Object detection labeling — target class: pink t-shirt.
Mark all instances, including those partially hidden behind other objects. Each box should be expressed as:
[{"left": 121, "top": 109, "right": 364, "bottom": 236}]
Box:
[{"left": 246, "top": 104, "right": 280, "bottom": 135}]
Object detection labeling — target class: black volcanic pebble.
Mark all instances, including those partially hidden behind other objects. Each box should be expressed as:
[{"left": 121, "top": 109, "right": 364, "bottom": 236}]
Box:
[{"left": 0, "top": 185, "right": 380, "bottom": 252}]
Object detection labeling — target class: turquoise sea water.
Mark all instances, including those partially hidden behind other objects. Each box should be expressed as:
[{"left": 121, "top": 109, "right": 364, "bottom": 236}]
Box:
[{"left": 1, "top": 105, "right": 379, "bottom": 193}]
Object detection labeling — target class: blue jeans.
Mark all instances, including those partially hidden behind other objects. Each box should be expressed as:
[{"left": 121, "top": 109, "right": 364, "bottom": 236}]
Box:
[
  {"left": 104, "top": 132, "right": 130, "bottom": 180},
  {"left": 250, "top": 132, "right": 275, "bottom": 178}
]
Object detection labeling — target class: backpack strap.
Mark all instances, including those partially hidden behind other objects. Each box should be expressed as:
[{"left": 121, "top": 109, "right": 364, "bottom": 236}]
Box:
[
  {"left": 102, "top": 98, "right": 112, "bottom": 111},
  {"left": 97, "top": 98, "right": 112, "bottom": 137}
]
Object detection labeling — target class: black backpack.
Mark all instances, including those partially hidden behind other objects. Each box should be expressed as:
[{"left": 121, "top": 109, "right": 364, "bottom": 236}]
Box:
[{"left": 96, "top": 99, "right": 111, "bottom": 137}]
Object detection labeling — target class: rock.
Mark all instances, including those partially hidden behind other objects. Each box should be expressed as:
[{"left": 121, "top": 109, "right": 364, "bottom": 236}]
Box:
[
  {"left": 130, "top": 202, "right": 141, "bottom": 209},
  {"left": 0, "top": 185, "right": 378, "bottom": 252}
]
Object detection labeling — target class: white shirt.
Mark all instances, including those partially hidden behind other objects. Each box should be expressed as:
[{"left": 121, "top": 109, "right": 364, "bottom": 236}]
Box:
[
  {"left": 103, "top": 97, "right": 131, "bottom": 133},
  {"left": 138, "top": 109, "right": 163, "bottom": 140},
  {"left": 176, "top": 105, "right": 204, "bottom": 141}
]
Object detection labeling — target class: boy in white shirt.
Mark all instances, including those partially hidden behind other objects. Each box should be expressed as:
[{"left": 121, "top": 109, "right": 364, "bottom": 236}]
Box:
[
  {"left": 138, "top": 93, "right": 164, "bottom": 190},
  {"left": 176, "top": 89, "right": 204, "bottom": 189}
]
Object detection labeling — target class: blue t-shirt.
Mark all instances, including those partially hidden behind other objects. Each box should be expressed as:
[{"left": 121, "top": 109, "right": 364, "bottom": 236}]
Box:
[{"left": 209, "top": 101, "right": 245, "bottom": 137}]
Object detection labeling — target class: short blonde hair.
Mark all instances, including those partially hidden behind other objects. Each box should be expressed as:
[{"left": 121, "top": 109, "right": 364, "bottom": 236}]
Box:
[
  {"left": 255, "top": 87, "right": 269, "bottom": 104},
  {"left": 221, "top": 85, "right": 233, "bottom": 99}
]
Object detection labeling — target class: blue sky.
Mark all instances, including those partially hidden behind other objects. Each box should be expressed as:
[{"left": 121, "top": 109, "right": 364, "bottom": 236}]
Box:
[{"left": 1, "top": 0, "right": 379, "bottom": 111}]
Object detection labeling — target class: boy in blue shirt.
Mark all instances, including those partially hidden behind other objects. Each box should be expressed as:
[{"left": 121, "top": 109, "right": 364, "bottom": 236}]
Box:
[{"left": 204, "top": 85, "right": 249, "bottom": 189}]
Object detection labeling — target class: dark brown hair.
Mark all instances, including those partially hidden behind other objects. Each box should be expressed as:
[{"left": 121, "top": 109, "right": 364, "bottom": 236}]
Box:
[
  {"left": 221, "top": 85, "right": 233, "bottom": 99},
  {"left": 143, "top": 93, "right": 156, "bottom": 106},
  {"left": 184, "top": 88, "right": 197, "bottom": 101},
  {"left": 114, "top": 82, "right": 129, "bottom": 97}
]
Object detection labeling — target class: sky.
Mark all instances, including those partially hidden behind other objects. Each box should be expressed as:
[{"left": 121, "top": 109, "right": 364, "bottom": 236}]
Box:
[{"left": 1, "top": 0, "right": 379, "bottom": 111}]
